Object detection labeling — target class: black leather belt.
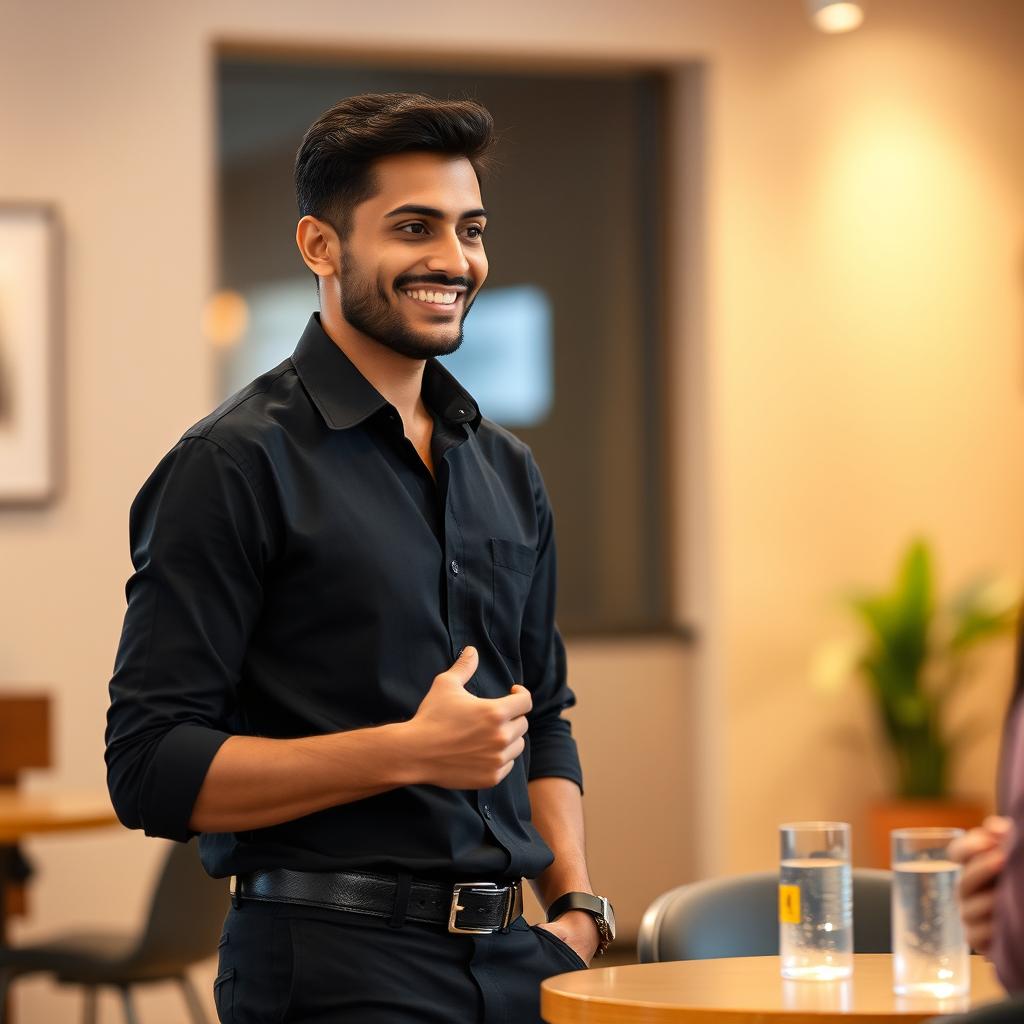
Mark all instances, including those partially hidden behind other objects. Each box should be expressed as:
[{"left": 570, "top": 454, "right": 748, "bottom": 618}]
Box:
[{"left": 230, "top": 868, "right": 524, "bottom": 935}]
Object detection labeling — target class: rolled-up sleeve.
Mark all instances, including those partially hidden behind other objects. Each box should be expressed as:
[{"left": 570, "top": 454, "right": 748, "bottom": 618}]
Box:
[
  {"left": 105, "top": 434, "right": 272, "bottom": 842},
  {"left": 520, "top": 456, "right": 583, "bottom": 792}
]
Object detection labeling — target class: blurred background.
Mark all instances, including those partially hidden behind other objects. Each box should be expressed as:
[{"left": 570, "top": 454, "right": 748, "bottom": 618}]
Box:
[{"left": 1, "top": 0, "right": 1022, "bottom": 1019}]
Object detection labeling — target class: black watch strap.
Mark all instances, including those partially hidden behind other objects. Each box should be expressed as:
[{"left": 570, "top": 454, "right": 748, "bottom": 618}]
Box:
[{"left": 546, "top": 892, "right": 616, "bottom": 956}]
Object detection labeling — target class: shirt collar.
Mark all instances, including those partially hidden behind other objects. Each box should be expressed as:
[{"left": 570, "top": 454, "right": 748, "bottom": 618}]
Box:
[{"left": 291, "top": 313, "right": 481, "bottom": 432}]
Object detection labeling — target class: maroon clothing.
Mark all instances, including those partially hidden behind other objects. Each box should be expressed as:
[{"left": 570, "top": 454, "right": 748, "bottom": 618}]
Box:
[{"left": 993, "top": 701, "right": 1024, "bottom": 992}]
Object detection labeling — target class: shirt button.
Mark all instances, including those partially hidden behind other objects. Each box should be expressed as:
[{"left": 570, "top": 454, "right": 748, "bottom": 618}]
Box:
[
  {"left": 482, "top": 805, "right": 492, "bottom": 819},
  {"left": 450, "top": 559, "right": 460, "bottom": 576}
]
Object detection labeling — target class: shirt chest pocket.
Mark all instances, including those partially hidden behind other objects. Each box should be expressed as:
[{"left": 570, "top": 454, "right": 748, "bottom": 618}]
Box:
[{"left": 486, "top": 537, "right": 536, "bottom": 660}]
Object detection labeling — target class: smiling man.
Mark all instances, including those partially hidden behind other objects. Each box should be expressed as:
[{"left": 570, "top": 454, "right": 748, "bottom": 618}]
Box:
[{"left": 105, "top": 93, "right": 613, "bottom": 1023}]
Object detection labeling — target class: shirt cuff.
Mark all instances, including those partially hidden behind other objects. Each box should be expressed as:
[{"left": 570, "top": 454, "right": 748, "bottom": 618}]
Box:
[
  {"left": 139, "top": 723, "right": 232, "bottom": 842},
  {"left": 527, "top": 726, "right": 584, "bottom": 794}
]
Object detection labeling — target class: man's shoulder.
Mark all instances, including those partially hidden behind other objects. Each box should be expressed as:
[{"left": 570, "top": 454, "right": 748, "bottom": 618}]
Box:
[
  {"left": 472, "top": 416, "right": 545, "bottom": 493},
  {"left": 181, "top": 358, "right": 303, "bottom": 458},
  {"left": 474, "top": 415, "right": 532, "bottom": 462}
]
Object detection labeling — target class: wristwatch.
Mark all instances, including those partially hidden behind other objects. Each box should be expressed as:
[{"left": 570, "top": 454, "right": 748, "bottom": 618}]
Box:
[{"left": 546, "top": 891, "right": 616, "bottom": 957}]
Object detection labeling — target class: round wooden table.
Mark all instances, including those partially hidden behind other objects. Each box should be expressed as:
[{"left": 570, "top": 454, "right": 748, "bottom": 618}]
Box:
[
  {"left": 0, "top": 788, "right": 119, "bottom": 936},
  {"left": 0, "top": 789, "right": 119, "bottom": 845},
  {"left": 541, "top": 954, "right": 1006, "bottom": 1023}
]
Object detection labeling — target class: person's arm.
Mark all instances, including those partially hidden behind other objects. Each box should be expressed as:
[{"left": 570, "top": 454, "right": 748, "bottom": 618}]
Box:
[
  {"left": 528, "top": 776, "right": 600, "bottom": 962},
  {"left": 989, "top": 703, "right": 1024, "bottom": 992},
  {"left": 517, "top": 455, "right": 599, "bottom": 961},
  {"left": 105, "top": 435, "right": 268, "bottom": 842},
  {"left": 189, "top": 646, "right": 531, "bottom": 832}
]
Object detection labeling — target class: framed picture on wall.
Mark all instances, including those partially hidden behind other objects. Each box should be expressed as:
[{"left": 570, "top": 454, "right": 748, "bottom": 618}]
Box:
[{"left": 0, "top": 203, "right": 61, "bottom": 505}]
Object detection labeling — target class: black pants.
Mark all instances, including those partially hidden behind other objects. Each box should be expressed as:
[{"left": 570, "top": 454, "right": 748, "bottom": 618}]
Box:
[{"left": 213, "top": 898, "right": 587, "bottom": 1023}]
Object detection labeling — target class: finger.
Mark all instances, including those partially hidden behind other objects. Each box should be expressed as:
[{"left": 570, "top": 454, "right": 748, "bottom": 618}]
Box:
[
  {"left": 985, "top": 815, "right": 1013, "bottom": 835},
  {"left": 949, "top": 828, "right": 999, "bottom": 863},
  {"left": 961, "top": 889, "right": 997, "bottom": 924},
  {"left": 444, "top": 646, "right": 479, "bottom": 687},
  {"left": 493, "top": 688, "right": 533, "bottom": 718},
  {"left": 500, "top": 736, "right": 526, "bottom": 763},
  {"left": 966, "top": 923, "right": 993, "bottom": 955},
  {"left": 960, "top": 848, "right": 1006, "bottom": 898}
]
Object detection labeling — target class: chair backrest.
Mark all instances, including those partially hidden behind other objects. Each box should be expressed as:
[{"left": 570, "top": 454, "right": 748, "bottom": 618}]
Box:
[
  {"left": 127, "top": 840, "right": 230, "bottom": 973},
  {"left": 637, "top": 868, "right": 892, "bottom": 963}
]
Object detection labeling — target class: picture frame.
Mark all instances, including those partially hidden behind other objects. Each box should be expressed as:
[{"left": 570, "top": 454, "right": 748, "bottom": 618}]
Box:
[{"left": 0, "top": 203, "right": 61, "bottom": 505}]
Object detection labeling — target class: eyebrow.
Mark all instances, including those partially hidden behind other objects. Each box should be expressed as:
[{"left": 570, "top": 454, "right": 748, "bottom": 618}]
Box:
[{"left": 383, "top": 204, "right": 488, "bottom": 220}]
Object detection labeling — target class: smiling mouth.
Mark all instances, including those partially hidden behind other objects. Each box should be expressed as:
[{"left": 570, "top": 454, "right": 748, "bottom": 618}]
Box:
[{"left": 400, "top": 287, "right": 464, "bottom": 313}]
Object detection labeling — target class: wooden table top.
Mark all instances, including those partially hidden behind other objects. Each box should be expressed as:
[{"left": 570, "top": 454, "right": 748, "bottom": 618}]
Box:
[
  {"left": 541, "top": 954, "right": 1006, "bottom": 1024},
  {"left": 0, "top": 789, "right": 119, "bottom": 843}
]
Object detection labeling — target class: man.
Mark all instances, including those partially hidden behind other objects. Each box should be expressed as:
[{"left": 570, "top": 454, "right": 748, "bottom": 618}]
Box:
[{"left": 105, "top": 92, "right": 614, "bottom": 1023}]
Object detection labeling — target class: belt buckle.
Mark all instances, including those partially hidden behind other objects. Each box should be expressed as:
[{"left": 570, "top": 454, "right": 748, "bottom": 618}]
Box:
[{"left": 448, "top": 881, "right": 505, "bottom": 935}]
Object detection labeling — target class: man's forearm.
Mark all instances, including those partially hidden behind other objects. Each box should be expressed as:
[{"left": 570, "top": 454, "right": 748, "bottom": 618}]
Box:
[
  {"left": 188, "top": 724, "right": 413, "bottom": 833},
  {"left": 527, "top": 776, "right": 593, "bottom": 909}
]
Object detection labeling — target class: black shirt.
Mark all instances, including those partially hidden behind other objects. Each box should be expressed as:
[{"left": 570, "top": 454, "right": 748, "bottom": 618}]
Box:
[{"left": 105, "top": 313, "right": 582, "bottom": 882}]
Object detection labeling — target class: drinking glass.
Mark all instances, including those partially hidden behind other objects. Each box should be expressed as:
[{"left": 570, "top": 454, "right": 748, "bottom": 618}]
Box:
[
  {"left": 779, "top": 821, "right": 853, "bottom": 980},
  {"left": 891, "top": 827, "right": 969, "bottom": 997}
]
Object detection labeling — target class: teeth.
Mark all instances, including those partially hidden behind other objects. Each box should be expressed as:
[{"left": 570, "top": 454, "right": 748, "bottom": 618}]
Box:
[{"left": 404, "top": 289, "right": 458, "bottom": 305}]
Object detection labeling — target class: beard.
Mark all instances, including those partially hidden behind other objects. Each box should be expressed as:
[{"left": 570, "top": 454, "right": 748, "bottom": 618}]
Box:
[{"left": 340, "top": 249, "right": 475, "bottom": 359}]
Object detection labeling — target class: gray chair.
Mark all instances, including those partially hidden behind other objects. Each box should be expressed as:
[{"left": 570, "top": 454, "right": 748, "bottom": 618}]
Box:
[
  {"left": 0, "top": 840, "right": 228, "bottom": 1024},
  {"left": 637, "top": 868, "right": 892, "bottom": 963}
]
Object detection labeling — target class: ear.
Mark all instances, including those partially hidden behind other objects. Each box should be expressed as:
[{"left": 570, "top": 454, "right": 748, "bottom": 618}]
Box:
[{"left": 295, "top": 215, "right": 339, "bottom": 282}]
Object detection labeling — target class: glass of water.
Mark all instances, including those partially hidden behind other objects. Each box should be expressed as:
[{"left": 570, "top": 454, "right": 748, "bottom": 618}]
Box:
[
  {"left": 891, "top": 827, "right": 969, "bottom": 997},
  {"left": 779, "top": 821, "right": 853, "bottom": 980}
]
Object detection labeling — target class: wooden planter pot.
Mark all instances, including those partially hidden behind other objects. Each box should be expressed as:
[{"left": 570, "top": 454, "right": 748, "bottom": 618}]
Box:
[{"left": 865, "top": 798, "right": 988, "bottom": 868}]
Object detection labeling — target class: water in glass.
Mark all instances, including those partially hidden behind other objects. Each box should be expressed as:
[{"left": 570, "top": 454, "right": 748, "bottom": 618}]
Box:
[
  {"left": 780, "top": 857, "right": 853, "bottom": 980},
  {"left": 892, "top": 859, "right": 969, "bottom": 997}
]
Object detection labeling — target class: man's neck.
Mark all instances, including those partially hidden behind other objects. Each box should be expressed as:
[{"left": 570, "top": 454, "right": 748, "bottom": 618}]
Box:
[{"left": 319, "top": 306, "right": 428, "bottom": 428}]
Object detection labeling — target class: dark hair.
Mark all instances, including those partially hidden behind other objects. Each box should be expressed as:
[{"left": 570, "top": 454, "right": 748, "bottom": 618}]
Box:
[{"left": 294, "top": 92, "right": 496, "bottom": 239}]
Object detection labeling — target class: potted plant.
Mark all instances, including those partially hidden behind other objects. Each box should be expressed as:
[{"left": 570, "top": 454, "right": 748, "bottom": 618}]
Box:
[{"left": 842, "top": 539, "right": 1018, "bottom": 865}]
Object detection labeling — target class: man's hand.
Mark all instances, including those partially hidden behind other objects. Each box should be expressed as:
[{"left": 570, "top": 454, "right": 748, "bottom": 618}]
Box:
[
  {"left": 537, "top": 910, "right": 599, "bottom": 966},
  {"left": 403, "top": 647, "right": 532, "bottom": 789},
  {"left": 948, "top": 815, "right": 1013, "bottom": 955}
]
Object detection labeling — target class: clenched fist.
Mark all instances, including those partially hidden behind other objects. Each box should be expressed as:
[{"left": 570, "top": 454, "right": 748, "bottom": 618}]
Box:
[{"left": 403, "top": 646, "right": 532, "bottom": 790}]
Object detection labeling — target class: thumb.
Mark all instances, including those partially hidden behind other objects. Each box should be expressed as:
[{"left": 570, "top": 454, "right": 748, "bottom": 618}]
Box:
[{"left": 446, "top": 645, "right": 479, "bottom": 687}]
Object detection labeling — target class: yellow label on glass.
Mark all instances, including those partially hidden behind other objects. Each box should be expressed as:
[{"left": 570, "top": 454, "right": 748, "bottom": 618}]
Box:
[{"left": 779, "top": 884, "right": 800, "bottom": 924}]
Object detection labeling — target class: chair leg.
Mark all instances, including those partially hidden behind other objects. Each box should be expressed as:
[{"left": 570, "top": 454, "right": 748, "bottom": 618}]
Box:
[
  {"left": 120, "top": 985, "right": 140, "bottom": 1024},
  {"left": 82, "top": 986, "right": 98, "bottom": 1024},
  {"left": 179, "top": 974, "right": 210, "bottom": 1024}
]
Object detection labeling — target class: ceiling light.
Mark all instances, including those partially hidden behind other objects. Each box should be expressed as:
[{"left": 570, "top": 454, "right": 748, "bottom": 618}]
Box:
[{"left": 807, "top": 0, "right": 865, "bottom": 34}]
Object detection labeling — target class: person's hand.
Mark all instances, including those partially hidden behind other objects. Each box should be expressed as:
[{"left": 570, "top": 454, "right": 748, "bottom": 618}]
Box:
[
  {"left": 948, "top": 815, "right": 1014, "bottom": 955},
  {"left": 537, "top": 910, "right": 599, "bottom": 965},
  {"left": 403, "top": 647, "right": 532, "bottom": 789}
]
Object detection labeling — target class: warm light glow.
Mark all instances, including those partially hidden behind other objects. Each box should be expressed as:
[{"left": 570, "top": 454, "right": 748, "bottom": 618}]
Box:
[
  {"left": 809, "top": 1, "right": 865, "bottom": 34},
  {"left": 202, "top": 290, "right": 249, "bottom": 348}
]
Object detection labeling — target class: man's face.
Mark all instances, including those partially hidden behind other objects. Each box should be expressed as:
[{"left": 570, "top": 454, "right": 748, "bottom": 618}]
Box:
[{"left": 338, "top": 152, "right": 489, "bottom": 359}]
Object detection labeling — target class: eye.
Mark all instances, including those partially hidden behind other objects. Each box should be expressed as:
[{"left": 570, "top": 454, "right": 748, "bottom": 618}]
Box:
[
  {"left": 398, "top": 222, "right": 428, "bottom": 235},
  {"left": 464, "top": 225, "right": 485, "bottom": 240}
]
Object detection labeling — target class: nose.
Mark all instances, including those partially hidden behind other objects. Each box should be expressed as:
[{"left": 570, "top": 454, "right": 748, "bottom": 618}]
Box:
[{"left": 424, "top": 227, "right": 471, "bottom": 277}]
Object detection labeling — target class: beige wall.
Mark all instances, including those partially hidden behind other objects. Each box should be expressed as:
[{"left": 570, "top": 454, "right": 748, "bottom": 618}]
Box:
[{"left": 1, "top": 0, "right": 1022, "bottom": 1019}]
